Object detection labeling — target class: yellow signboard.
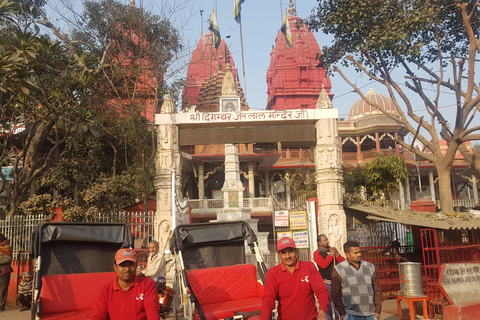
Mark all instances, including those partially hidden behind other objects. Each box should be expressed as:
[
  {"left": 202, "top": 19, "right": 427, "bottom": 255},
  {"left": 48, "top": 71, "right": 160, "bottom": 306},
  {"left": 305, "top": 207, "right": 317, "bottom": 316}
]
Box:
[{"left": 289, "top": 211, "right": 307, "bottom": 230}]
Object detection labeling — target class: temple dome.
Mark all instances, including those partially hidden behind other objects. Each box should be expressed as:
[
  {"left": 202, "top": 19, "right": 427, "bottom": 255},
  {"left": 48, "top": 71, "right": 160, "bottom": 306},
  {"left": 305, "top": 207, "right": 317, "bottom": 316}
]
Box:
[
  {"left": 266, "top": 13, "right": 332, "bottom": 110},
  {"left": 182, "top": 33, "right": 239, "bottom": 108},
  {"left": 348, "top": 88, "right": 399, "bottom": 120}
]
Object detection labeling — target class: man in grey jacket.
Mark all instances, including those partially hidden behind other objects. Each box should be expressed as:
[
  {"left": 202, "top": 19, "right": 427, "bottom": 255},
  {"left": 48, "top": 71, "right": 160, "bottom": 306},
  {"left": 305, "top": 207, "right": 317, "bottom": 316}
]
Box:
[{"left": 331, "top": 241, "right": 382, "bottom": 320}]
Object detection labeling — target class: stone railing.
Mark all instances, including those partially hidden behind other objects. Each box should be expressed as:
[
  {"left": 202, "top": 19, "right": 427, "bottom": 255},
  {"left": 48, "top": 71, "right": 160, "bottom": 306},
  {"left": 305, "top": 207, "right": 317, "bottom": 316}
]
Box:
[
  {"left": 188, "top": 197, "right": 273, "bottom": 213},
  {"left": 435, "top": 199, "right": 478, "bottom": 210}
]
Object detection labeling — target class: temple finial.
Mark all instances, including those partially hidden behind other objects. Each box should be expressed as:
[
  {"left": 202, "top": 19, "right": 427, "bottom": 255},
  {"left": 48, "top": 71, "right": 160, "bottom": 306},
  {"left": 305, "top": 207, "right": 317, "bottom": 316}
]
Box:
[{"left": 288, "top": 1, "right": 295, "bottom": 15}]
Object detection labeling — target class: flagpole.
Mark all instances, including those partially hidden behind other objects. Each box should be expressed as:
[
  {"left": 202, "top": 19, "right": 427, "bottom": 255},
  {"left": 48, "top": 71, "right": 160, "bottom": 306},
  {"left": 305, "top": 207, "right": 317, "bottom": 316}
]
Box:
[
  {"left": 239, "top": 17, "right": 247, "bottom": 100},
  {"left": 284, "top": 38, "right": 286, "bottom": 111}
]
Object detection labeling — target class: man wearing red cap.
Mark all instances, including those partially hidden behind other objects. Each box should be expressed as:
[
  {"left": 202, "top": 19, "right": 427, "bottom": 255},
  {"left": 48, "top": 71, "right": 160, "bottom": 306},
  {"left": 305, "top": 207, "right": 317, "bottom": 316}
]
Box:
[
  {"left": 92, "top": 248, "right": 160, "bottom": 320},
  {"left": 261, "top": 237, "right": 329, "bottom": 320}
]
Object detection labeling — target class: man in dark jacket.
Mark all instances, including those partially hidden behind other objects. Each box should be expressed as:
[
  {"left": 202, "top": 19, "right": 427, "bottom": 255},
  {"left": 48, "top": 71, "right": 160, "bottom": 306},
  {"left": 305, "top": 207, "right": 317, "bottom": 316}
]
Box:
[{"left": 313, "top": 234, "right": 345, "bottom": 320}]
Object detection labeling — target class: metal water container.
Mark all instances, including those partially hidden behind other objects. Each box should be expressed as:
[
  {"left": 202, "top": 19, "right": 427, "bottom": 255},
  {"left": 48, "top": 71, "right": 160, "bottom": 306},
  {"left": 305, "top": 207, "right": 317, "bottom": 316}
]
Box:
[{"left": 398, "top": 262, "right": 424, "bottom": 296}]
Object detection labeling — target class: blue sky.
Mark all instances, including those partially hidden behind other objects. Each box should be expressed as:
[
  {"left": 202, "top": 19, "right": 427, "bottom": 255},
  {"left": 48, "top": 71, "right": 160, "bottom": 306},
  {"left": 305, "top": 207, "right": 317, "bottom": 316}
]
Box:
[{"left": 46, "top": 0, "right": 462, "bottom": 133}]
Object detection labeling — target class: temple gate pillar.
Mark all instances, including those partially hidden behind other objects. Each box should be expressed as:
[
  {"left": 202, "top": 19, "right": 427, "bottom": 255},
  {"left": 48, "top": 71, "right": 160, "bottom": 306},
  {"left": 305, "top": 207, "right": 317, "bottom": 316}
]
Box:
[
  {"left": 314, "top": 88, "right": 347, "bottom": 257},
  {"left": 154, "top": 93, "right": 181, "bottom": 284}
]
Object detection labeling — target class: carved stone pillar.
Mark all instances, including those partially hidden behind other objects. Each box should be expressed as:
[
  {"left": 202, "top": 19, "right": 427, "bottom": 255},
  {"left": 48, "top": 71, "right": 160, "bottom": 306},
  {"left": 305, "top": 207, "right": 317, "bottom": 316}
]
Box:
[
  {"left": 314, "top": 88, "right": 347, "bottom": 257},
  {"left": 356, "top": 136, "right": 362, "bottom": 162},
  {"left": 429, "top": 171, "right": 436, "bottom": 202},
  {"left": 215, "top": 144, "right": 269, "bottom": 253},
  {"left": 221, "top": 144, "right": 245, "bottom": 211},
  {"left": 154, "top": 93, "right": 180, "bottom": 285},
  {"left": 375, "top": 132, "right": 380, "bottom": 152},
  {"left": 248, "top": 162, "right": 255, "bottom": 198},
  {"left": 198, "top": 163, "right": 205, "bottom": 200}
]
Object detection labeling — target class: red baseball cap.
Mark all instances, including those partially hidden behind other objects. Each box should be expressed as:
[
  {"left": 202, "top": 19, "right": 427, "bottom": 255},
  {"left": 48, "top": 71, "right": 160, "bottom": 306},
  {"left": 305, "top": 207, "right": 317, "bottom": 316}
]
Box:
[
  {"left": 277, "top": 237, "right": 296, "bottom": 251},
  {"left": 115, "top": 248, "right": 137, "bottom": 265}
]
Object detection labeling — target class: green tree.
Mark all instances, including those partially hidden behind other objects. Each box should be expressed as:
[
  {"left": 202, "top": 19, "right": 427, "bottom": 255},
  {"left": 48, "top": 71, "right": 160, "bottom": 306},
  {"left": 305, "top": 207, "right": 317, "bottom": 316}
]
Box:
[
  {"left": 0, "top": 1, "right": 94, "bottom": 216},
  {"left": 342, "top": 166, "right": 368, "bottom": 194},
  {"left": 307, "top": 1, "right": 480, "bottom": 213},
  {"left": 365, "top": 154, "right": 408, "bottom": 200},
  {"left": 66, "top": 1, "right": 182, "bottom": 213},
  {"left": 287, "top": 169, "right": 317, "bottom": 199}
]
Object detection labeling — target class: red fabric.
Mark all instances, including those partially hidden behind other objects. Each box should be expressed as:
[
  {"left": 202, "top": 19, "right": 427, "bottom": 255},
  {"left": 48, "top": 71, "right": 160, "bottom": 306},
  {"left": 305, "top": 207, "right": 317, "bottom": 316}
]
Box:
[
  {"left": 40, "top": 272, "right": 117, "bottom": 316},
  {"left": 313, "top": 249, "right": 345, "bottom": 269},
  {"left": 261, "top": 260, "right": 329, "bottom": 320},
  {"left": 41, "top": 310, "right": 93, "bottom": 320},
  {"left": 187, "top": 264, "right": 263, "bottom": 320},
  {"left": 91, "top": 276, "right": 160, "bottom": 320}
]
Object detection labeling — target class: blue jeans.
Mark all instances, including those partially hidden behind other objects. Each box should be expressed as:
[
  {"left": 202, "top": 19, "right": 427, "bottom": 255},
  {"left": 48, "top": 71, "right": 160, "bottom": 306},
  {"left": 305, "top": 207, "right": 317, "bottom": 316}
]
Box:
[
  {"left": 324, "top": 281, "right": 339, "bottom": 320},
  {"left": 344, "top": 314, "right": 377, "bottom": 320}
]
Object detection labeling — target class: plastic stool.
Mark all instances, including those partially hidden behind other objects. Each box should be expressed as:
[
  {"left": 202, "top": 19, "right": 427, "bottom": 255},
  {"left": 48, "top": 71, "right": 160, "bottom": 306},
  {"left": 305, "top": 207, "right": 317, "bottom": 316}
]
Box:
[{"left": 396, "top": 294, "right": 429, "bottom": 320}]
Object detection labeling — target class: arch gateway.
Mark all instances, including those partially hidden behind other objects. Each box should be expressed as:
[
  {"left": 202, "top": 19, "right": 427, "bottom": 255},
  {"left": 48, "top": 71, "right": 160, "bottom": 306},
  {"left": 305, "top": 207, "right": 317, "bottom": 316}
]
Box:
[{"left": 154, "top": 69, "right": 347, "bottom": 271}]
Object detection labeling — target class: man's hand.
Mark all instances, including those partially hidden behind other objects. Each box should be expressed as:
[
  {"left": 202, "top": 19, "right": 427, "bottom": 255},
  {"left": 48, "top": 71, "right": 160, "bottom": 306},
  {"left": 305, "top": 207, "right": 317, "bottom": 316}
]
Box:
[
  {"left": 317, "top": 310, "right": 327, "bottom": 320},
  {"left": 329, "top": 247, "right": 336, "bottom": 253},
  {"left": 340, "top": 315, "right": 346, "bottom": 320},
  {"left": 375, "top": 312, "right": 380, "bottom": 319}
]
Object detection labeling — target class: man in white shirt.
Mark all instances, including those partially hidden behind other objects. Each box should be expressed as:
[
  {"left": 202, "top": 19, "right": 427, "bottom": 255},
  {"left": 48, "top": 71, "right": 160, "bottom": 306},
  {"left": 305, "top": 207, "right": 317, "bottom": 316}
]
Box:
[{"left": 138, "top": 240, "right": 166, "bottom": 278}]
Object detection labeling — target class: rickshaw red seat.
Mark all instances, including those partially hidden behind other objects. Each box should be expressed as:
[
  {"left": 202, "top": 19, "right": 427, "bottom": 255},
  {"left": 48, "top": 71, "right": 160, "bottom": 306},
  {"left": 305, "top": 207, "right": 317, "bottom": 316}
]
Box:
[
  {"left": 186, "top": 264, "right": 264, "bottom": 320},
  {"left": 39, "top": 272, "right": 117, "bottom": 319}
]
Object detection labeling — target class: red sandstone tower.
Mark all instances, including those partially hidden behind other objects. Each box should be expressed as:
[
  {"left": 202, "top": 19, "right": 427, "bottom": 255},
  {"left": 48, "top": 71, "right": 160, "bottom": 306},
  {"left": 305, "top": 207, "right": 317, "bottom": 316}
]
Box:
[
  {"left": 182, "top": 33, "right": 246, "bottom": 111},
  {"left": 266, "top": 4, "right": 332, "bottom": 110}
]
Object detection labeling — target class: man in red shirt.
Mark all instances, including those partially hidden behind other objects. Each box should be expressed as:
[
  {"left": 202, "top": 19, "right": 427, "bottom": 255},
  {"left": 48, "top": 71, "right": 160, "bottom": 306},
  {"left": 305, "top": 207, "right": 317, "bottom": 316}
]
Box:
[
  {"left": 261, "top": 237, "right": 329, "bottom": 320},
  {"left": 92, "top": 248, "right": 160, "bottom": 320},
  {"left": 313, "top": 234, "right": 345, "bottom": 320}
]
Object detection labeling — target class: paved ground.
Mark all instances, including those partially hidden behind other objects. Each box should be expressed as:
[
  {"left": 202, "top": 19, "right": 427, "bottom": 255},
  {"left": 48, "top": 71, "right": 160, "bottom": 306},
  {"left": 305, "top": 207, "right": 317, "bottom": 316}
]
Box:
[{"left": 0, "top": 298, "right": 435, "bottom": 319}]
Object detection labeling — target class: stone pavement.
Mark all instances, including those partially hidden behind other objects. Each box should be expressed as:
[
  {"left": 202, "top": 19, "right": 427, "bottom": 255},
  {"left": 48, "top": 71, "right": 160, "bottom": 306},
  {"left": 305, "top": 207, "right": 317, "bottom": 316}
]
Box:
[{"left": 0, "top": 298, "right": 427, "bottom": 320}]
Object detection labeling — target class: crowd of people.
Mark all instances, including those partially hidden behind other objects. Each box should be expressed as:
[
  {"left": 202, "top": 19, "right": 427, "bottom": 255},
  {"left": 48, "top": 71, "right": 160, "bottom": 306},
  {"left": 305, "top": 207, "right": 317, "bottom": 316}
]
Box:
[
  {"left": 262, "top": 236, "right": 382, "bottom": 320},
  {"left": 88, "top": 233, "right": 382, "bottom": 320},
  {"left": 1, "top": 229, "right": 383, "bottom": 320}
]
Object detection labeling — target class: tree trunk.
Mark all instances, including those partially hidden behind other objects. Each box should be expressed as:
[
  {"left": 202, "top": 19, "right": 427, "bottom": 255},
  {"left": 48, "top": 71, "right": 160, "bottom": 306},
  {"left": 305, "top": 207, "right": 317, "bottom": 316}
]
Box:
[
  {"left": 436, "top": 164, "right": 454, "bottom": 213},
  {"left": 8, "top": 120, "right": 55, "bottom": 216}
]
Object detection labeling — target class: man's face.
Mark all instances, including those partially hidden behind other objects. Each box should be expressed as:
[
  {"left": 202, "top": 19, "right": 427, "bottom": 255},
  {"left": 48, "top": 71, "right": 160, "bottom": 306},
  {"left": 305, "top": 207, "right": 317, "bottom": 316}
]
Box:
[
  {"left": 114, "top": 260, "right": 137, "bottom": 283},
  {"left": 318, "top": 235, "right": 329, "bottom": 249},
  {"left": 277, "top": 247, "right": 297, "bottom": 268},
  {"left": 23, "top": 276, "right": 33, "bottom": 283},
  {"left": 345, "top": 246, "right": 362, "bottom": 263},
  {"left": 149, "top": 242, "right": 159, "bottom": 254}
]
